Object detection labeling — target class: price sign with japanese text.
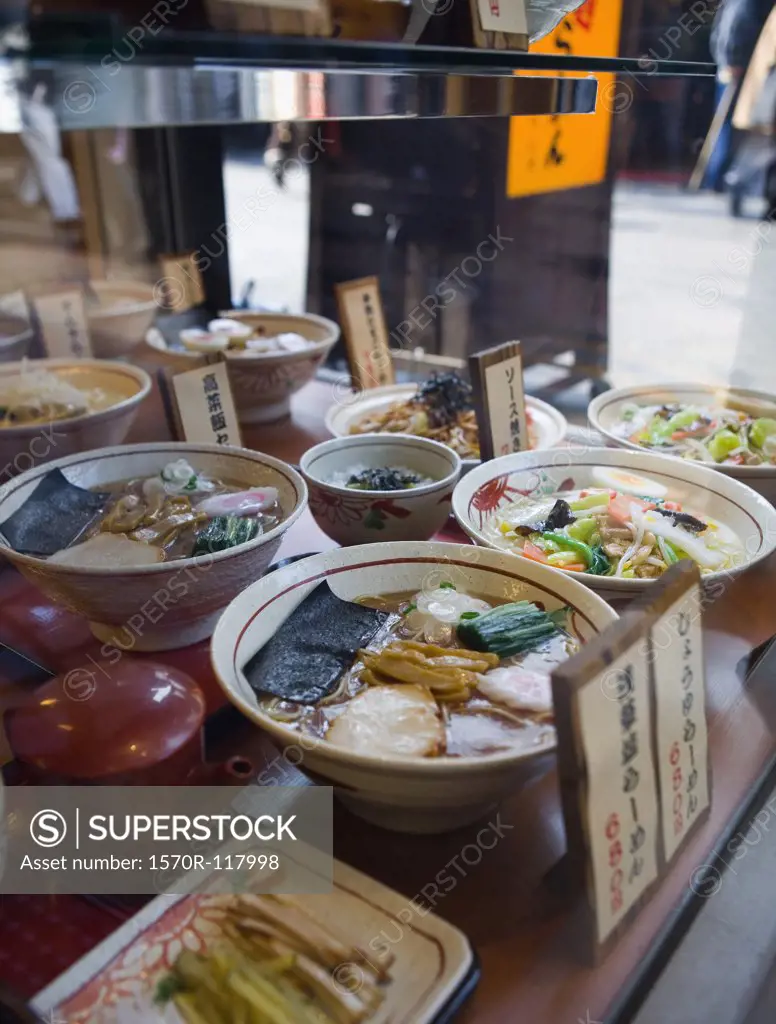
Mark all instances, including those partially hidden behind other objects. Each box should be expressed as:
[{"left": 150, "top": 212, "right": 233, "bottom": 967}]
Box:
[
  {"left": 159, "top": 358, "right": 242, "bottom": 449},
  {"left": 552, "top": 562, "right": 710, "bottom": 961},
  {"left": 335, "top": 276, "right": 395, "bottom": 391},
  {"left": 652, "top": 583, "right": 709, "bottom": 863},
  {"left": 469, "top": 341, "right": 528, "bottom": 461},
  {"left": 476, "top": 0, "right": 526, "bottom": 36},
  {"left": 33, "top": 291, "right": 92, "bottom": 359}
]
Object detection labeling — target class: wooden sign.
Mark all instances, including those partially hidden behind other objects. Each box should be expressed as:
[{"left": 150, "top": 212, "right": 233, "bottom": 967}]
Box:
[
  {"left": 0, "top": 290, "right": 31, "bottom": 324},
  {"left": 33, "top": 290, "right": 92, "bottom": 358},
  {"left": 158, "top": 358, "right": 243, "bottom": 449},
  {"left": 468, "top": 341, "right": 528, "bottom": 461},
  {"left": 471, "top": 0, "right": 528, "bottom": 50},
  {"left": 335, "top": 276, "right": 395, "bottom": 390},
  {"left": 551, "top": 562, "right": 710, "bottom": 962},
  {"left": 157, "top": 253, "right": 206, "bottom": 313}
]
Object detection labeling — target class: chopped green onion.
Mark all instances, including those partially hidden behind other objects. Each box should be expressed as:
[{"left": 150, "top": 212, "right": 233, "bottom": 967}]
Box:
[{"left": 439, "top": 581, "right": 456, "bottom": 590}]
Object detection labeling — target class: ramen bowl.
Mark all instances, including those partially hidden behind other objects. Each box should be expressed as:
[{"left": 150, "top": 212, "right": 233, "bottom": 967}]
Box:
[
  {"left": 86, "top": 280, "right": 158, "bottom": 359},
  {"left": 0, "top": 442, "right": 307, "bottom": 651},
  {"left": 146, "top": 311, "right": 340, "bottom": 424},
  {"left": 325, "top": 383, "right": 568, "bottom": 476},
  {"left": 0, "top": 359, "right": 151, "bottom": 479},
  {"left": 452, "top": 447, "right": 776, "bottom": 598},
  {"left": 589, "top": 382, "right": 776, "bottom": 503},
  {"left": 211, "top": 542, "right": 618, "bottom": 834},
  {"left": 300, "top": 434, "right": 461, "bottom": 545}
]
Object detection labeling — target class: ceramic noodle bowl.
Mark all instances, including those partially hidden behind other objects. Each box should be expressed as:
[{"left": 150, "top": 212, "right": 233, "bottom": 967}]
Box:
[
  {"left": 85, "top": 279, "right": 158, "bottom": 359},
  {"left": 0, "top": 443, "right": 307, "bottom": 651},
  {"left": 452, "top": 447, "right": 776, "bottom": 598},
  {"left": 146, "top": 311, "right": 340, "bottom": 424},
  {"left": 325, "top": 382, "right": 568, "bottom": 477},
  {"left": 588, "top": 382, "right": 776, "bottom": 504},
  {"left": 211, "top": 542, "right": 618, "bottom": 834},
  {"left": 0, "top": 360, "right": 151, "bottom": 480}
]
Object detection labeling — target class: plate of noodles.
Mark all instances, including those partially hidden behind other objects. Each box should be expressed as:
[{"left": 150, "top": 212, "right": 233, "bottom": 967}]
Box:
[
  {"left": 453, "top": 447, "right": 776, "bottom": 595},
  {"left": 326, "top": 374, "right": 568, "bottom": 473}
]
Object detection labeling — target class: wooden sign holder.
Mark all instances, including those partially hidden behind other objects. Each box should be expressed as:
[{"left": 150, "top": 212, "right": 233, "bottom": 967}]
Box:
[
  {"left": 157, "top": 352, "right": 243, "bottom": 449},
  {"left": 157, "top": 253, "right": 206, "bottom": 313},
  {"left": 335, "top": 275, "right": 395, "bottom": 391},
  {"left": 551, "top": 562, "right": 711, "bottom": 963},
  {"left": 468, "top": 340, "right": 528, "bottom": 461}
]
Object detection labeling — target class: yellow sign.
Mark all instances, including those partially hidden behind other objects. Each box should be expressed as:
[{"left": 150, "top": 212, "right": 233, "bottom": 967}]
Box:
[{"left": 507, "top": 0, "right": 624, "bottom": 198}]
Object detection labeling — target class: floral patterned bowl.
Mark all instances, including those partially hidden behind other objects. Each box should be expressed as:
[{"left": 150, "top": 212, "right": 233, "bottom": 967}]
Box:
[
  {"left": 452, "top": 447, "right": 776, "bottom": 596},
  {"left": 146, "top": 310, "right": 340, "bottom": 424},
  {"left": 300, "top": 433, "right": 461, "bottom": 545}
]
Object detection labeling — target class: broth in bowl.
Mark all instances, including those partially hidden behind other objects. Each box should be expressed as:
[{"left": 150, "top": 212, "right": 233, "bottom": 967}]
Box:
[
  {"left": 248, "top": 579, "right": 578, "bottom": 760},
  {"left": 0, "top": 458, "right": 283, "bottom": 566},
  {"left": 212, "top": 542, "right": 618, "bottom": 832}
]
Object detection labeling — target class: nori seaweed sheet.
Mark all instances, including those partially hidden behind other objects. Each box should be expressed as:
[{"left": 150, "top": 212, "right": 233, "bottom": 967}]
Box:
[
  {"left": 0, "top": 469, "right": 110, "bottom": 557},
  {"left": 243, "top": 580, "right": 390, "bottom": 704}
]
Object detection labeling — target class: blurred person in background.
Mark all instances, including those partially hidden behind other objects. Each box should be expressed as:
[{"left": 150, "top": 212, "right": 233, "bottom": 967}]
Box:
[{"left": 703, "top": 0, "right": 774, "bottom": 190}]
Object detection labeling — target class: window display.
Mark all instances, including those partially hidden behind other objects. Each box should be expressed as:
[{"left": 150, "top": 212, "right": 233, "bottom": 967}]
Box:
[{"left": 0, "top": 3, "right": 775, "bottom": 1023}]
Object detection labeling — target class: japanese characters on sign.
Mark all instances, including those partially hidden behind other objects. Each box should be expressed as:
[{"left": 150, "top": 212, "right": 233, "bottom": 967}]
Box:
[
  {"left": 476, "top": 0, "right": 527, "bottom": 35},
  {"left": 469, "top": 341, "right": 528, "bottom": 461},
  {"left": 652, "top": 584, "right": 709, "bottom": 863},
  {"left": 335, "top": 276, "right": 395, "bottom": 391},
  {"left": 166, "top": 360, "right": 242, "bottom": 448},
  {"left": 33, "top": 291, "right": 92, "bottom": 358},
  {"left": 552, "top": 562, "right": 709, "bottom": 961},
  {"left": 575, "top": 645, "right": 660, "bottom": 945}
]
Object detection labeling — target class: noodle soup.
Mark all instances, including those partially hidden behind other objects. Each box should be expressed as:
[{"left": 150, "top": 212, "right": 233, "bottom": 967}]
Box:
[{"left": 255, "top": 582, "right": 578, "bottom": 760}]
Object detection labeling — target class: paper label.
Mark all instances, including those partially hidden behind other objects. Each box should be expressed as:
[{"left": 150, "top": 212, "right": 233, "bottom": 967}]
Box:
[
  {"left": 484, "top": 352, "right": 528, "bottom": 457},
  {"left": 477, "top": 0, "right": 527, "bottom": 35},
  {"left": 652, "top": 584, "right": 709, "bottom": 862},
  {"left": 577, "top": 644, "right": 660, "bottom": 945},
  {"left": 33, "top": 291, "right": 92, "bottom": 358},
  {"left": 158, "top": 254, "right": 205, "bottom": 313},
  {"left": 336, "top": 277, "right": 395, "bottom": 390},
  {"left": 0, "top": 290, "right": 31, "bottom": 324},
  {"left": 169, "top": 361, "right": 242, "bottom": 448}
]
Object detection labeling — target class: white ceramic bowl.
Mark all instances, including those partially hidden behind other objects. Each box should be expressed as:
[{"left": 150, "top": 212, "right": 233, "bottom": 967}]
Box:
[
  {"left": 453, "top": 447, "right": 776, "bottom": 598},
  {"left": 211, "top": 541, "right": 618, "bottom": 834},
  {"left": 589, "top": 382, "right": 776, "bottom": 504},
  {"left": 146, "top": 310, "right": 340, "bottom": 424},
  {"left": 0, "top": 359, "right": 151, "bottom": 480},
  {"left": 0, "top": 442, "right": 307, "bottom": 651},
  {"left": 300, "top": 434, "right": 461, "bottom": 545},
  {"left": 86, "top": 280, "right": 157, "bottom": 359},
  {"left": 325, "top": 382, "right": 568, "bottom": 475}
]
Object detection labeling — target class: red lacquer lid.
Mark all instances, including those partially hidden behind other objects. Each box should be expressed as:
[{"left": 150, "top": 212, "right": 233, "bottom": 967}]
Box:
[{"left": 5, "top": 661, "right": 206, "bottom": 779}]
